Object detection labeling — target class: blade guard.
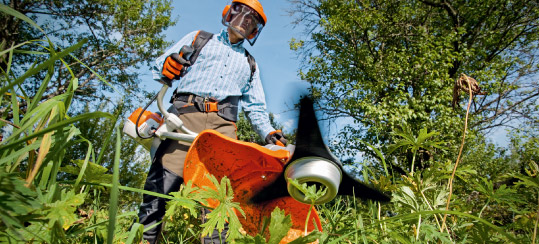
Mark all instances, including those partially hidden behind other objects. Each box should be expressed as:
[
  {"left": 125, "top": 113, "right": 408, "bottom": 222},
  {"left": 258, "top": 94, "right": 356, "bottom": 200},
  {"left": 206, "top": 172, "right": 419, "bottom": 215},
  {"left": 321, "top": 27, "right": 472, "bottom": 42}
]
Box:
[{"left": 183, "top": 131, "right": 322, "bottom": 243}]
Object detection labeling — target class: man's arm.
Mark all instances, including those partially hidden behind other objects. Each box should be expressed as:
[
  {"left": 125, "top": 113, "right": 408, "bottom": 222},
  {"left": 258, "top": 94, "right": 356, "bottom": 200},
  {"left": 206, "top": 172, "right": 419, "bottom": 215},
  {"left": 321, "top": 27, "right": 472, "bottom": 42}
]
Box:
[{"left": 241, "top": 62, "right": 276, "bottom": 140}]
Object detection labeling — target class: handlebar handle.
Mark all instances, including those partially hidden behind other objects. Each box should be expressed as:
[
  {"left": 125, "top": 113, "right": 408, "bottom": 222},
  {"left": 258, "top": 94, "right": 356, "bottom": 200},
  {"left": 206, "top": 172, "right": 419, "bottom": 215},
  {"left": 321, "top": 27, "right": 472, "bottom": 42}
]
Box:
[
  {"left": 156, "top": 84, "right": 171, "bottom": 119},
  {"left": 155, "top": 83, "right": 198, "bottom": 142}
]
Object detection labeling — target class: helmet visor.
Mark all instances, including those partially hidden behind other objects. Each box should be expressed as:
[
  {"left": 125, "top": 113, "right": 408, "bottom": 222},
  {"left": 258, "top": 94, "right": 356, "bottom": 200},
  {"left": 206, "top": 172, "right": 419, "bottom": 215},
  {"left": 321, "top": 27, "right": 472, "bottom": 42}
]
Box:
[{"left": 223, "top": 3, "right": 265, "bottom": 45}]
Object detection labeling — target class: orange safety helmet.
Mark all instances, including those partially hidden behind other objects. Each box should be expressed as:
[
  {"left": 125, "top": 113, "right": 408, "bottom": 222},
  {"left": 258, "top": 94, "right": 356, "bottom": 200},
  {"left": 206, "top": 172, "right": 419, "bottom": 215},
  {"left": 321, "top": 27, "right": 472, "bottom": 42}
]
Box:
[{"left": 222, "top": 0, "right": 267, "bottom": 45}]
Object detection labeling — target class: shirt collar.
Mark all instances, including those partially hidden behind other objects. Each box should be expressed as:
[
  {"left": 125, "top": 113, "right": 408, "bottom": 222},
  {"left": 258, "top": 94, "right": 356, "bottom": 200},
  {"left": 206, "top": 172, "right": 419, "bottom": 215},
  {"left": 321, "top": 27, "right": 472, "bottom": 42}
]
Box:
[{"left": 218, "top": 29, "right": 245, "bottom": 48}]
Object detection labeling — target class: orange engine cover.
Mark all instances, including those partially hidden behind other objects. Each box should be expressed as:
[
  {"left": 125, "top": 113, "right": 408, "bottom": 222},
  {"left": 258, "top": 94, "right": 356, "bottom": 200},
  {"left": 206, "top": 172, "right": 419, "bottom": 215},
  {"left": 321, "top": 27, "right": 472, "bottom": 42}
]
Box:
[{"left": 183, "top": 130, "right": 322, "bottom": 243}]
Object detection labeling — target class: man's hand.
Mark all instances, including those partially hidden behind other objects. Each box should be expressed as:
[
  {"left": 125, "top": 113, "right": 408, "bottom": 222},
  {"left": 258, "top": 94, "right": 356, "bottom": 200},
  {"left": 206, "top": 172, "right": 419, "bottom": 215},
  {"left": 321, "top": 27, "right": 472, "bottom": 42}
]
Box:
[
  {"left": 161, "top": 46, "right": 193, "bottom": 85},
  {"left": 265, "top": 130, "right": 287, "bottom": 147}
]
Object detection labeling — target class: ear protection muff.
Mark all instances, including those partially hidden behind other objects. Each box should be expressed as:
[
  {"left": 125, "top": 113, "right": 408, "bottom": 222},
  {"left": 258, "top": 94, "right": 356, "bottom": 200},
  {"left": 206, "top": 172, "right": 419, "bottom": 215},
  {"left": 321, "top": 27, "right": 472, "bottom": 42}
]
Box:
[{"left": 222, "top": 5, "right": 232, "bottom": 22}]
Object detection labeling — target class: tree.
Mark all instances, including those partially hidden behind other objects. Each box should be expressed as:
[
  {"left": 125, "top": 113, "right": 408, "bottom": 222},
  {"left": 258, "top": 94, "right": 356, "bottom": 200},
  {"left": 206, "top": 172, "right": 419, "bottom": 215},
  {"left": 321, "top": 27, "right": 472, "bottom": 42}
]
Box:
[
  {"left": 1, "top": 0, "right": 176, "bottom": 118},
  {"left": 288, "top": 0, "right": 539, "bottom": 164}
]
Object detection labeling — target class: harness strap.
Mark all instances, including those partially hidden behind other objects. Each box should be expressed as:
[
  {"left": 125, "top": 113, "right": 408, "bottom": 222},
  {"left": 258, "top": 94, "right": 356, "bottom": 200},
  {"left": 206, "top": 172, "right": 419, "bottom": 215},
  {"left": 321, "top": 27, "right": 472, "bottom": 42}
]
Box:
[
  {"left": 189, "top": 31, "right": 213, "bottom": 65},
  {"left": 170, "top": 94, "right": 240, "bottom": 122},
  {"left": 245, "top": 49, "right": 256, "bottom": 83}
]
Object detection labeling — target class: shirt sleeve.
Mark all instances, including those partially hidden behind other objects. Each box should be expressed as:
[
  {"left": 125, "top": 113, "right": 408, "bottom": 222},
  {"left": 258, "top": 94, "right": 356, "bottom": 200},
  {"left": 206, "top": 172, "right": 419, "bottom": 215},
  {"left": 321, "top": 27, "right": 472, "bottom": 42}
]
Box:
[
  {"left": 151, "top": 31, "right": 199, "bottom": 82},
  {"left": 241, "top": 62, "right": 276, "bottom": 139}
]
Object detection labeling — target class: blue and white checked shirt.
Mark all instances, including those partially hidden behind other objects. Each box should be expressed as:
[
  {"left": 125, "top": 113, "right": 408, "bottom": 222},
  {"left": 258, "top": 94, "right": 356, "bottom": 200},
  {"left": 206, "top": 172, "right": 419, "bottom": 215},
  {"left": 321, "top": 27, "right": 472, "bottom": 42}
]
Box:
[{"left": 152, "top": 29, "right": 275, "bottom": 138}]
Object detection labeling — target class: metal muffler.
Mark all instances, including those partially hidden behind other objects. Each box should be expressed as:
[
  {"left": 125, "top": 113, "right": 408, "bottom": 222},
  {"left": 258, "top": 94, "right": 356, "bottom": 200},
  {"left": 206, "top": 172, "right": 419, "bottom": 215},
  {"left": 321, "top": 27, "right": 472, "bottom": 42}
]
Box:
[{"left": 285, "top": 156, "right": 342, "bottom": 204}]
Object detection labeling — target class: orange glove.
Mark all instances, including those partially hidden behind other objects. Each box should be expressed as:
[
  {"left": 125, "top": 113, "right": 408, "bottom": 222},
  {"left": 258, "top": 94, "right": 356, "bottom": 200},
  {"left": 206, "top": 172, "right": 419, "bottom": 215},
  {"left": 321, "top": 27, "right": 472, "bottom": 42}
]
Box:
[
  {"left": 161, "top": 46, "right": 193, "bottom": 85},
  {"left": 265, "top": 130, "right": 287, "bottom": 147}
]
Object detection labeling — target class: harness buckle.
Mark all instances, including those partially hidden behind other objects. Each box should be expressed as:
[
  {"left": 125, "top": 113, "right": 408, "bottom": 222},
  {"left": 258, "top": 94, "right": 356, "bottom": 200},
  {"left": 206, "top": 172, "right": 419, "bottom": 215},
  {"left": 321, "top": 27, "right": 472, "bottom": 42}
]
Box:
[{"left": 204, "top": 98, "right": 219, "bottom": 112}]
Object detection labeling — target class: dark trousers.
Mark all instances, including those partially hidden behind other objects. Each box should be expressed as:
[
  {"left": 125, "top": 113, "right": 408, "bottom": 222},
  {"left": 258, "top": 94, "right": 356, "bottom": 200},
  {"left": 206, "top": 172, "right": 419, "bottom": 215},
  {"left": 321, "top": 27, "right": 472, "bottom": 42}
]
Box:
[{"left": 137, "top": 112, "right": 237, "bottom": 244}]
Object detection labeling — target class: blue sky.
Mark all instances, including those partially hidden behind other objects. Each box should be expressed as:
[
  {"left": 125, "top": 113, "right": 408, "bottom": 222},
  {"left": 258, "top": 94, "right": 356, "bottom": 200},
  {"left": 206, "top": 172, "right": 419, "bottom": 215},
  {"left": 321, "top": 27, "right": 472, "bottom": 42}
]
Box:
[{"left": 141, "top": 0, "right": 312, "bottom": 134}]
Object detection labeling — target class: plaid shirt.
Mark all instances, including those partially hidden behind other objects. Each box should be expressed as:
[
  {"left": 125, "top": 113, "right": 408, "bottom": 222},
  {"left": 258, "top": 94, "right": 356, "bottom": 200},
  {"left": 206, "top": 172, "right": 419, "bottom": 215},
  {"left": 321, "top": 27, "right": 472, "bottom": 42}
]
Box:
[{"left": 152, "top": 29, "right": 275, "bottom": 138}]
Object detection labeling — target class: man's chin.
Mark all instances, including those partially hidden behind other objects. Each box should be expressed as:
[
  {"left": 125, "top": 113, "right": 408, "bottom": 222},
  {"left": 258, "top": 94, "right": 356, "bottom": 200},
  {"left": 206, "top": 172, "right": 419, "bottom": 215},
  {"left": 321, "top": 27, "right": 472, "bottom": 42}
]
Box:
[{"left": 229, "top": 27, "right": 247, "bottom": 39}]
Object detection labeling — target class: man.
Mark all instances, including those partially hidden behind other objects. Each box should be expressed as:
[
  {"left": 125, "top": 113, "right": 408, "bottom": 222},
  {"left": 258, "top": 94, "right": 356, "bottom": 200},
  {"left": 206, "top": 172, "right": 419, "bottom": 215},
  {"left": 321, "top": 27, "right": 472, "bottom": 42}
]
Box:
[{"left": 137, "top": 1, "right": 287, "bottom": 243}]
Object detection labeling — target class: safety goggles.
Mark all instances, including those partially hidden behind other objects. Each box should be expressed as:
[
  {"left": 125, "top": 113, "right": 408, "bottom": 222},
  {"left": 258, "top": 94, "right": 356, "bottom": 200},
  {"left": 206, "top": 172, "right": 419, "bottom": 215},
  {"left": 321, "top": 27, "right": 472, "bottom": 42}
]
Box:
[{"left": 222, "top": 3, "right": 265, "bottom": 45}]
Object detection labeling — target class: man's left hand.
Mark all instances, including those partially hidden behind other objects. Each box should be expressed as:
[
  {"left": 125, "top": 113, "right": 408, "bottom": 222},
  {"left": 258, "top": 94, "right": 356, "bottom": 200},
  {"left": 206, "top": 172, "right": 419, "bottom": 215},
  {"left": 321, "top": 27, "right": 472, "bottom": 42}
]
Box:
[{"left": 265, "top": 130, "right": 287, "bottom": 147}]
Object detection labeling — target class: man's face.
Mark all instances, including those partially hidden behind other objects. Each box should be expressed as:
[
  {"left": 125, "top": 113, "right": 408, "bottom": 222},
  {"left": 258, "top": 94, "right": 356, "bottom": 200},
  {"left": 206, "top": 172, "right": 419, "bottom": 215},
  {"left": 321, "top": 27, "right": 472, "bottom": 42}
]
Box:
[{"left": 227, "top": 3, "right": 262, "bottom": 40}]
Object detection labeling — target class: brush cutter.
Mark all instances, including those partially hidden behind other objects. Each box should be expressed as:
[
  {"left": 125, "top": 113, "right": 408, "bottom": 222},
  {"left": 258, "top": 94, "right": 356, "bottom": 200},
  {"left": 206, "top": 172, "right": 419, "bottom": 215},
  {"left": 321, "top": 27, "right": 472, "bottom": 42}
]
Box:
[{"left": 123, "top": 84, "right": 390, "bottom": 242}]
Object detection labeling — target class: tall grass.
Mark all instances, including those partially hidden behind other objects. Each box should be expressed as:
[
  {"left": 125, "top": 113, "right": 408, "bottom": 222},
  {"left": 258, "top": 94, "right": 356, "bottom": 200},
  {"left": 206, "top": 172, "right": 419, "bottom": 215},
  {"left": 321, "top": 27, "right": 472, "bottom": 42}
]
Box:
[
  {"left": 0, "top": 4, "right": 164, "bottom": 243},
  {"left": 0, "top": 3, "right": 121, "bottom": 243}
]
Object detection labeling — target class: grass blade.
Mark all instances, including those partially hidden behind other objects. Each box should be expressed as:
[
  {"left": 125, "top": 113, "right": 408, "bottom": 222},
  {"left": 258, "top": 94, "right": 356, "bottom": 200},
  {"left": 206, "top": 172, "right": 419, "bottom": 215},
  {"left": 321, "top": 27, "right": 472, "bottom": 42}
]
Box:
[
  {"left": 125, "top": 223, "right": 144, "bottom": 244},
  {"left": 107, "top": 125, "right": 121, "bottom": 244},
  {"left": 67, "top": 211, "right": 138, "bottom": 238},
  {"left": 10, "top": 88, "right": 19, "bottom": 126},
  {"left": 4, "top": 44, "right": 14, "bottom": 79},
  {"left": 3, "top": 96, "right": 65, "bottom": 144},
  {"left": 0, "top": 139, "right": 40, "bottom": 166},
  {"left": 71, "top": 181, "right": 197, "bottom": 207},
  {"left": 0, "top": 41, "right": 31, "bottom": 59},
  {"left": 0, "top": 111, "right": 113, "bottom": 151},
  {"left": 95, "top": 113, "right": 119, "bottom": 166},
  {"left": 359, "top": 139, "right": 389, "bottom": 177},
  {"left": 73, "top": 139, "right": 93, "bottom": 190},
  {"left": 372, "top": 210, "right": 518, "bottom": 243},
  {"left": 0, "top": 4, "right": 44, "bottom": 33},
  {"left": 26, "top": 65, "right": 54, "bottom": 113},
  {"left": 25, "top": 107, "right": 57, "bottom": 186}
]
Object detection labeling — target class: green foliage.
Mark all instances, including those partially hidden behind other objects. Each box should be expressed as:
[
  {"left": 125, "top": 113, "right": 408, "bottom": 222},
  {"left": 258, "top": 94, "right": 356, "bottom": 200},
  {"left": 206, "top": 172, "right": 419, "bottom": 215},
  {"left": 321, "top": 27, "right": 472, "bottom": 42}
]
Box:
[
  {"left": 236, "top": 207, "right": 292, "bottom": 244},
  {"left": 63, "top": 103, "right": 151, "bottom": 210},
  {"left": 106, "top": 126, "right": 122, "bottom": 244},
  {"left": 388, "top": 127, "right": 446, "bottom": 156},
  {"left": 237, "top": 111, "right": 265, "bottom": 144},
  {"left": 162, "top": 181, "right": 204, "bottom": 243},
  {"left": 290, "top": 0, "right": 539, "bottom": 167},
  {"left": 61, "top": 159, "right": 113, "bottom": 184},
  {"left": 166, "top": 181, "right": 205, "bottom": 218},
  {"left": 288, "top": 178, "right": 328, "bottom": 204},
  {"left": 266, "top": 208, "right": 294, "bottom": 244},
  {"left": 0, "top": 170, "right": 42, "bottom": 239},
  {"left": 288, "top": 178, "right": 327, "bottom": 236},
  {"left": 235, "top": 207, "right": 322, "bottom": 244},
  {"left": 300, "top": 127, "right": 536, "bottom": 243},
  {"left": 44, "top": 190, "right": 86, "bottom": 230},
  {"left": 287, "top": 1, "right": 539, "bottom": 241},
  {"left": 388, "top": 126, "right": 446, "bottom": 175},
  {"left": 198, "top": 175, "right": 245, "bottom": 242},
  {"left": 514, "top": 162, "right": 539, "bottom": 189}
]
